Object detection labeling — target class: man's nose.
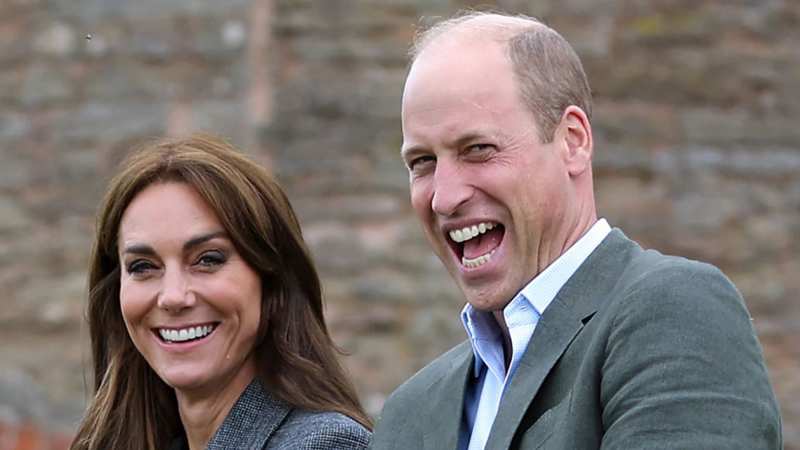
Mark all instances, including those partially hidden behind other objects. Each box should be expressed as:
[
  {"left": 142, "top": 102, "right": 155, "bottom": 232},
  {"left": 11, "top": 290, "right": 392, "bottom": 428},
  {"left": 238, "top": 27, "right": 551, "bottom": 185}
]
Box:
[
  {"left": 431, "top": 161, "right": 472, "bottom": 217},
  {"left": 157, "top": 267, "right": 194, "bottom": 313}
]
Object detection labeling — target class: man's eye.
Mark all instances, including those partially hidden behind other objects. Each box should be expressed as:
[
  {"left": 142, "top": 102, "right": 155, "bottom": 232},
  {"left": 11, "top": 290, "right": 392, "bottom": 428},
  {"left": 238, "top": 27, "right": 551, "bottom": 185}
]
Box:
[
  {"left": 409, "top": 156, "right": 435, "bottom": 170},
  {"left": 466, "top": 144, "right": 493, "bottom": 154},
  {"left": 196, "top": 250, "right": 226, "bottom": 268}
]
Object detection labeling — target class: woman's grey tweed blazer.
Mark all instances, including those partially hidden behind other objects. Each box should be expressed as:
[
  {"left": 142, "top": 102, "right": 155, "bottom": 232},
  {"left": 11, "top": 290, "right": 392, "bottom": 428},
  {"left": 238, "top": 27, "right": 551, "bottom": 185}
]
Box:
[{"left": 169, "top": 380, "right": 371, "bottom": 450}]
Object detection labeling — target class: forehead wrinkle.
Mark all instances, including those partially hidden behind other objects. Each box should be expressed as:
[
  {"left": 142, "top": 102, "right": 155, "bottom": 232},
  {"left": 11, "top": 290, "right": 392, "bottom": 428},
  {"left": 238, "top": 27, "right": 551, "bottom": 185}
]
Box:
[{"left": 405, "top": 94, "right": 507, "bottom": 127}]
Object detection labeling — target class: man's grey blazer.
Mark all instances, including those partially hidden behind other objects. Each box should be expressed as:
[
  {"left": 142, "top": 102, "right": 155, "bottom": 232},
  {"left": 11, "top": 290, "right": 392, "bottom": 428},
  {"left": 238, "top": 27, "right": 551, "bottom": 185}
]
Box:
[
  {"left": 370, "top": 229, "right": 782, "bottom": 449},
  {"left": 170, "top": 380, "right": 371, "bottom": 450}
]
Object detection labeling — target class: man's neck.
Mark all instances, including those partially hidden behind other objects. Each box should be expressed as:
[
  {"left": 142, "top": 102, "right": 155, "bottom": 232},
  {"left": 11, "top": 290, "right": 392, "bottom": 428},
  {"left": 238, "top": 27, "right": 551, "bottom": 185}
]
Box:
[{"left": 487, "top": 215, "right": 602, "bottom": 374}]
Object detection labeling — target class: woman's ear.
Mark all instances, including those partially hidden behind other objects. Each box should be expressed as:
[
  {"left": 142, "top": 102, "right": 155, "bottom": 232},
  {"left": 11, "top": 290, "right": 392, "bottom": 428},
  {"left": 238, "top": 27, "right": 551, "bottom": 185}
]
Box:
[{"left": 555, "top": 105, "right": 593, "bottom": 177}]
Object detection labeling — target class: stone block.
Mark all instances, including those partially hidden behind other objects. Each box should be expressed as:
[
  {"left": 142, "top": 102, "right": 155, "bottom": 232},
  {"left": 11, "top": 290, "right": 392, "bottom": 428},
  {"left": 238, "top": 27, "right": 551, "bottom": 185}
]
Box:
[
  {"left": 593, "top": 146, "right": 656, "bottom": 174},
  {"left": 0, "top": 68, "right": 24, "bottom": 104},
  {"left": 54, "top": 101, "right": 166, "bottom": 142},
  {"left": 0, "top": 112, "right": 32, "bottom": 140},
  {"left": 0, "top": 369, "right": 48, "bottom": 423},
  {"left": 682, "top": 109, "right": 800, "bottom": 147},
  {"left": 0, "top": 197, "right": 34, "bottom": 232},
  {"left": 19, "top": 62, "right": 73, "bottom": 107},
  {"left": 32, "top": 21, "right": 77, "bottom": 56},
  {"left": 350, "top": 273, "right": 428, "bottom": 306},
  {"left": 683, "top": 147, "right": 800, "bottom": 177},
  {"left": 0, "top": 10, "right": 36, "bottom": 63},
  {"left": 621, "top": 9, "right": 712, "bottom": 46},
  {"left": 0, "top": 154, "right": 34, "bottom": 190},
  {"left": 295, "top": 193, "right": 404, "bottom": 222},
  {"left": 595, "top": 174, "right": 672, "bottom": 231},
  {"left": 55, "top": 0, "right": 250, "bottom": 20},
  {"left": 83, "top": 60, "right": 175, "bottom": 100},
  {"left": 186, "top": 99, "right": 249, "bottom": 145},
  {"left": 0, "top": 272, "right": 84, "bottom": 328},
  {"left": 592, "top": 101, "right": 680, "bottom": 149},
  {"left": 672, "top": 190, "right": 743, "bottom": 231}
]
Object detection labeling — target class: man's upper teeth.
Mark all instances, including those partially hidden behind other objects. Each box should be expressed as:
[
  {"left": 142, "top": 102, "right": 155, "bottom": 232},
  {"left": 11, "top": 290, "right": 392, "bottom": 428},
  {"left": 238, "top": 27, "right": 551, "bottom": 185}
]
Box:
[
  {"left": 449, "top": 222, "right": 495, "bottom": 243},
  {"left": 159, "top": 325, "right": 215, "bottom": 343}
]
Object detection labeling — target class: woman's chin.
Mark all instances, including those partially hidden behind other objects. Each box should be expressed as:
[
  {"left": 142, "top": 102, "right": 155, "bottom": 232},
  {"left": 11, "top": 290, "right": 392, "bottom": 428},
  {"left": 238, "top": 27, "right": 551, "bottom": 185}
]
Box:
[
  {"left": 155, "top": 359, "right": 255, "bottom": 398},
  {"left": 157, "top": 368, "right": 209, "bottom": 393}
]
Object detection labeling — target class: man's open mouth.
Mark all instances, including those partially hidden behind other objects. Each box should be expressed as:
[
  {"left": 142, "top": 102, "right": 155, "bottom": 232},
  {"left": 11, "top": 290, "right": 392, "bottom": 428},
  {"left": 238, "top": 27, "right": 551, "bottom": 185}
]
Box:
[{"left": 447, "top": 221, "right": 505, "bottom": 269}]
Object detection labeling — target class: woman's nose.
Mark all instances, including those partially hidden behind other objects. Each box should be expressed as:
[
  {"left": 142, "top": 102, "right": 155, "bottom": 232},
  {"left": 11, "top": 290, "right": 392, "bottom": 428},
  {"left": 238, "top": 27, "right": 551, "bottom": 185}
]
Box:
[{"left": 157, "top": 268, "right": 195, "bottom": 313}]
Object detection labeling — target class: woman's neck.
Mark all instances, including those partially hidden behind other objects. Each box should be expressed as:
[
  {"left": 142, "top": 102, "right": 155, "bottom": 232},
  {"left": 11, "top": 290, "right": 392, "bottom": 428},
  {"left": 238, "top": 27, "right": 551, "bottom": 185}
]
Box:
[{"left": 176, "top": 361, "right": 257, "bottom": 450}]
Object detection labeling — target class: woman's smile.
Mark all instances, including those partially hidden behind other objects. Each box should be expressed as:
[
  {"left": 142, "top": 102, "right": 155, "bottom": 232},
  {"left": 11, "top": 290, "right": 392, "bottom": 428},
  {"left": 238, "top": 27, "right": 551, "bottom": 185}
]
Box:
[{"left": 156, "top": 323, "right": 217, "bottom": 343}]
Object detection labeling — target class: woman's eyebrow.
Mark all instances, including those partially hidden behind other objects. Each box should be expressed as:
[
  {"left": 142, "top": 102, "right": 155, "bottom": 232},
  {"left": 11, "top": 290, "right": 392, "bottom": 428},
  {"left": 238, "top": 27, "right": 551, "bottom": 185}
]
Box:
[
  {"left": 182, "top": 230, "right": 228, "bottom": 252},
  {"left": 121, "top": 231, "right": 227, "bottom": 256},
  {"left": 121, "top": 243, "right": 156, "bottom": 257}
]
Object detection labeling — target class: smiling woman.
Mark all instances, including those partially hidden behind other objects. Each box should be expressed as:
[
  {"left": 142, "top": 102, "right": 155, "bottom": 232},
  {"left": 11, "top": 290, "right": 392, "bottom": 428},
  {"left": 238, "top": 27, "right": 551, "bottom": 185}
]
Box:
[{"left": 70, "top": 134, "right": 371, "bottom": 450}]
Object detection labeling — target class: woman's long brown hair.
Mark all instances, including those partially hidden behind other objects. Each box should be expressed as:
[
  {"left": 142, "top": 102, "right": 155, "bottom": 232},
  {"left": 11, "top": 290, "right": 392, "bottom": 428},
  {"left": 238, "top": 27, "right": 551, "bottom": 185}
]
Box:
[{"left": 71, "top": 134, "right": 371, "bottom": 450}]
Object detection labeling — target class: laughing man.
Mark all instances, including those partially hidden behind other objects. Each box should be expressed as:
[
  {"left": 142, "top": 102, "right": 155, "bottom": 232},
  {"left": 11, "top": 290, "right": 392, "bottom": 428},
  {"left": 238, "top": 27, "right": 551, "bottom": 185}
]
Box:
[{"left": 369, "top": 11, "right": 782, "bottom": 450}]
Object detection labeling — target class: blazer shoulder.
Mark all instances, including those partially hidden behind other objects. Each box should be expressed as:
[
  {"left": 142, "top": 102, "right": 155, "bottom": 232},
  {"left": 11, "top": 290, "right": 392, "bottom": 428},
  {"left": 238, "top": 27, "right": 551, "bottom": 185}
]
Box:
[
  {"left": 570, "top": 229, "right": 737, "bottom": 317},
  {"left": 596, "top": 245, "right": 782, "bottom": 448},
  {"left": 615, "top": 245, "right": 738, "bottom": 303},
  {"left": 384, "top": 340, "right": 471, "bottom": 407},
  {"left": 371, "top": 341, "right": 471, "bottom": 449},
  {"left": 266, "top": 409, "right": 370, "bottom": 450}
]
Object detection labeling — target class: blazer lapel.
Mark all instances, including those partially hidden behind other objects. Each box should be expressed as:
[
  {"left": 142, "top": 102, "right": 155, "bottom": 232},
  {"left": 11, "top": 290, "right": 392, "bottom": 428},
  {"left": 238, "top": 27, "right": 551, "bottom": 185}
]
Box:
[
  {"left": 422, "top": 343, "right": 474, "bottom": 450},
  {"left": 206, "top": 379, "right": 292, "bottom": 450},
  {"left": 484, "top": 298, "right": 584, "bottom": 450},
  {"left": 484, "top": 229, "right": 633, "bottom": 450}
]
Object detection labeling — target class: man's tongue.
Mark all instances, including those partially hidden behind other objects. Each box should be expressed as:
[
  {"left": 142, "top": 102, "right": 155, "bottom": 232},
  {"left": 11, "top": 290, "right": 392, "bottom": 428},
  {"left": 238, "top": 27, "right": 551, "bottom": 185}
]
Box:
[{"left": 463, "top": 228, "right": 503, "bottom": 259}]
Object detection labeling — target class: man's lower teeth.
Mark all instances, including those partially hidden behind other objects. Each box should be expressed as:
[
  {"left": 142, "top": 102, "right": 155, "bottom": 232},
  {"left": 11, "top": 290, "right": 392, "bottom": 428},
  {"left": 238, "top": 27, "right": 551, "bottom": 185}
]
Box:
[{"left": 463, "top": 252, "right": 492, "bottom": 268}]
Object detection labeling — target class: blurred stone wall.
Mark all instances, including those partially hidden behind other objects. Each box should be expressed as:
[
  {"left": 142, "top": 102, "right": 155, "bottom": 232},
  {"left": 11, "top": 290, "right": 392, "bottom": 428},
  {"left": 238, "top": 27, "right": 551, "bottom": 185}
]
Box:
[{"left": 0, "top": 0, "right": 797, "bottom": 448}]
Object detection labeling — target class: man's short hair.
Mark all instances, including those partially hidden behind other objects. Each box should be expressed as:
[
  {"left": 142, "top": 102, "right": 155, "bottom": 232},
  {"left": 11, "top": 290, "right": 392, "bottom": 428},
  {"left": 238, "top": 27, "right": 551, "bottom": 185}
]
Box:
[{"left": 410, "top": 11, "right": 593, "bottom": 143}]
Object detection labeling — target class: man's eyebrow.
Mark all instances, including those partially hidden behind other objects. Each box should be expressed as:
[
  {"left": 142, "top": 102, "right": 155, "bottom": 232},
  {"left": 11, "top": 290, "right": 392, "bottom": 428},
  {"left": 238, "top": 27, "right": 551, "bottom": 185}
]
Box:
[
  {"left": 400, "top": 144, "right": 426, "bottom": 160},
  {"left": 121, "top": 231, "right": 228, "bottom": 256},
  {"left": 449, "top": 132, "right": 490, "bottom": 149}
]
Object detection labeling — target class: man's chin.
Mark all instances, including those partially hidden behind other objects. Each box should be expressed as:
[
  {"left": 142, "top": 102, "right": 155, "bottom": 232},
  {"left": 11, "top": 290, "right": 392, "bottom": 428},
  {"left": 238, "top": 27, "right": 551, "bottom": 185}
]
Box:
[{"left": 461, "top": 288, "right": 511, "bottom": 313}]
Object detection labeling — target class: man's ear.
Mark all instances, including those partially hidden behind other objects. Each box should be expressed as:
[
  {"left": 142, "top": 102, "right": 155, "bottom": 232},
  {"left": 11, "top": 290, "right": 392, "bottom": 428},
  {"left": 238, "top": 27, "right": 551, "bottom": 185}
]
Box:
[{"left": 555, "top": 105, "right": 593, "bottom": 177}]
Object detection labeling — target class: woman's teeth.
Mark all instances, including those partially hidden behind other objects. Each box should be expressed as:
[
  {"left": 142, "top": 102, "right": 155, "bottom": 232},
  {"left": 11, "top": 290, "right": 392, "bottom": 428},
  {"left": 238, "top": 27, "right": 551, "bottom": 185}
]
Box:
[{"left": 158, "top": 325, "right": 215, "bottom": 343}]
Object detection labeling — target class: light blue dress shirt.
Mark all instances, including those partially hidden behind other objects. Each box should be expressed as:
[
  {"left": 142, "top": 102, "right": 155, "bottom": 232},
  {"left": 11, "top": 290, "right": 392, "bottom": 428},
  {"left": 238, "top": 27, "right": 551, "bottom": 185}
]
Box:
[{"left": 459, "top": 219, "right": 611, "bottom": 450}]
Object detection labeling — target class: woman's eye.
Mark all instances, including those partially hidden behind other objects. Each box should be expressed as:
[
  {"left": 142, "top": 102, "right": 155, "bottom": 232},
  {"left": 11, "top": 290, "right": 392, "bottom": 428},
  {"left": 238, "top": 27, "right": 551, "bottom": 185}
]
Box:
[
  {"left": 196, "top": 250, "right": 226, "bottom": 268},
  {"left": 128, "top": 260, "right": 156, "bottom": 275}
]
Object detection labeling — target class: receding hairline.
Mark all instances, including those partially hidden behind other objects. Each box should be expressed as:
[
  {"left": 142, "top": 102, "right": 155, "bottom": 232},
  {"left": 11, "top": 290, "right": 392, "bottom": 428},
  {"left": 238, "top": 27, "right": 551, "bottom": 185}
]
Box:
[
  {"left": 410, "top": 12, "right": 553, "bottom": 61},
  {"left": 407, "top": 11, "right": 593, "bottom": 143}
]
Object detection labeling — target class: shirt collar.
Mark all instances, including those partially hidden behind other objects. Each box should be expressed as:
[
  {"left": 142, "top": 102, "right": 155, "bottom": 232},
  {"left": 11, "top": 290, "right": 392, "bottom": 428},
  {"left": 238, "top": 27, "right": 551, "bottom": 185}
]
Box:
[
  {"left": 460, "top": 219, "right": 612, "bottom": 376},
  {"left": 518, "top": 218, "right": 611, "bottom": 314}
]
